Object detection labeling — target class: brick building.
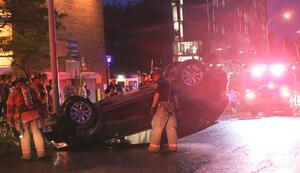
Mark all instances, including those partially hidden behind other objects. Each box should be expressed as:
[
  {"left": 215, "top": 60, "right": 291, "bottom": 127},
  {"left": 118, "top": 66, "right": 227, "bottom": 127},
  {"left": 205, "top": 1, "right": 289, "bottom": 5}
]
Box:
[{"left": 55, "top": 0, "right": 106, "bottom": 82}]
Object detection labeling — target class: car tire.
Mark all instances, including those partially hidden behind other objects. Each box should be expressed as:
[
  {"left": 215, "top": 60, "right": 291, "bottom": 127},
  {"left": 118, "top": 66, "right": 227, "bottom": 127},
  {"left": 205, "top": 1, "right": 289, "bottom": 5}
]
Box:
[
  {"left": 173, "top": 60, "right": 205, "bottom": 93},
  {"left": 60, "top": 96, "right": 101, "bottom": 143}
]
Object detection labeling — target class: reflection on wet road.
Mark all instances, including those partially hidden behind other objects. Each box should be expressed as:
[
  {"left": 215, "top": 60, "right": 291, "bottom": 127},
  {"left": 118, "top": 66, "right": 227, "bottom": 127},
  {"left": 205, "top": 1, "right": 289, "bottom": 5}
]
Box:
[{"left": 1, "top": 116, "right": 300, "bottom": 173}]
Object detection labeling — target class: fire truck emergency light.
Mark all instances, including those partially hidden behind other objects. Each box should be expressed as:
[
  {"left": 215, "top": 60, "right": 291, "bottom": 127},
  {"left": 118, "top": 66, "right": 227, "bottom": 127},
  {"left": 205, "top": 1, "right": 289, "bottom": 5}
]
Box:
[
  {"left": 270, "top": 64, "right": 285, "bottom": 77},
  {"left": 245, "top": 90, "right": 256, "bottom": 100},
  {"left": 280, "top": 86, "right": 290, "bottom": 98},
  {"left": 251, "top": 65, "right": 266, "bottom": 77}
]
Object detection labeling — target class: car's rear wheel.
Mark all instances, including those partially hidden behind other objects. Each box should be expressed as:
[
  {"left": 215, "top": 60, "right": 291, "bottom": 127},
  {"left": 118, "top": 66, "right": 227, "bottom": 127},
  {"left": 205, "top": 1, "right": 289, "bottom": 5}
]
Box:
[{"left": 60, "top": 96, "right": 101, "bottom": 144}]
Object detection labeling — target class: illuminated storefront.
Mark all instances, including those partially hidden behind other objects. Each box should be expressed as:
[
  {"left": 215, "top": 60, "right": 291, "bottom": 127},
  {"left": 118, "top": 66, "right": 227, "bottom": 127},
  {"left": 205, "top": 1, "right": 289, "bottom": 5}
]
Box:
[{"left": 0, "top": 1, "right": 13, "bottom": 74}]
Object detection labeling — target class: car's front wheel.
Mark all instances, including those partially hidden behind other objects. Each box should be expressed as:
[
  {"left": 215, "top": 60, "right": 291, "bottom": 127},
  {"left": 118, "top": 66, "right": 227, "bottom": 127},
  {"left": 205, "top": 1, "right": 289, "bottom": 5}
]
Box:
[{"left": 60, "top": 96, "right": 101, "bottom": 144}]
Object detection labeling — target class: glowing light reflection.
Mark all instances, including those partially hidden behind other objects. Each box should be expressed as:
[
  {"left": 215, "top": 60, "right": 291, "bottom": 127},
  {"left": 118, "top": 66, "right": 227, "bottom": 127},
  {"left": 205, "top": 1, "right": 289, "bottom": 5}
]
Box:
[{"left": 251, "top": 65, "right": 266, "bottom": 77}]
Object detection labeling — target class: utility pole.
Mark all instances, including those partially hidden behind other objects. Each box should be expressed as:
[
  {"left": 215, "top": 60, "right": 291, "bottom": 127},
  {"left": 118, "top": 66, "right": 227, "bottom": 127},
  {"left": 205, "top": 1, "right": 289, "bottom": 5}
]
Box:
[{"left": 48, "top": 0, "right": 60, "bottom": 113}]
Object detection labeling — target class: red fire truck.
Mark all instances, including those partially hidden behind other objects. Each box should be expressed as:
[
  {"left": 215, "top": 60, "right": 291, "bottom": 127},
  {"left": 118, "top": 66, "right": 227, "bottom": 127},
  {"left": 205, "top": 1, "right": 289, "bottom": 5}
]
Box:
[{"left": 242, "top": 63, "right": 297, "bottom": 116}]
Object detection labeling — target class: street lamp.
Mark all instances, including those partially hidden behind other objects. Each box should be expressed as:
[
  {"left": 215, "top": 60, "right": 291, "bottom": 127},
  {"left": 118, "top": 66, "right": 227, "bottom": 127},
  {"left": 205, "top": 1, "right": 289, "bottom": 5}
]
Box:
[
  {"left": 106, "top": 55, "right": 112, "bottom": 84},
  {"left": 266, "top": 12, "right": 291, "bottom": 56}
]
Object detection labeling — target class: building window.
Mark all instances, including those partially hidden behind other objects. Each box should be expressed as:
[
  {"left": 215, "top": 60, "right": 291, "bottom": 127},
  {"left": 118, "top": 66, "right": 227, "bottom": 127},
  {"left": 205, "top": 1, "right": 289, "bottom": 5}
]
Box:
[
  {"left": 213, "top": 0, "right": 218, "bottom": 8},
  {"left": 222, "top": 0, "right": 226, "bottom": 8},
  {"left": 180, "top": 6, "right": 183, "bottom": 21},
  {"left": 172, "top": 6, "right": 178, "bottom": 22},
  {"left": 180, "top": 23, "right": 184, "bottom": 37},
  {"left": 174, "top": 22, "right": 179, "bottom": 31}
]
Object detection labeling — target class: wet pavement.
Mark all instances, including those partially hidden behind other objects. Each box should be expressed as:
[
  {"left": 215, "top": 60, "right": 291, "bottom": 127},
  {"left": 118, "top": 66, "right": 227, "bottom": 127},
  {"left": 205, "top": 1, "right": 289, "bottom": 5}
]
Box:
[{"left": 1, "top": 115, "right": 300, "bottom": 173}]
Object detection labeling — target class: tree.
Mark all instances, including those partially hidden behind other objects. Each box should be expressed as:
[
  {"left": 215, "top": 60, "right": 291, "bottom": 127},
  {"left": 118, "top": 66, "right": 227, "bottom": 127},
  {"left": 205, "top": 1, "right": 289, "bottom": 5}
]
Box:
[{"left": 2, "top": 0, "right": 66, "bottom": 77}]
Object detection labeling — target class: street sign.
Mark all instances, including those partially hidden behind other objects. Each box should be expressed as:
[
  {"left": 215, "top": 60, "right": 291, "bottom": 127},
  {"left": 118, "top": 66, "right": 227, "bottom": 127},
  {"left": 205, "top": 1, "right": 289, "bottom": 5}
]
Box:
[{"left": 57, "top": 39, "right": 79, "bottom": 58}]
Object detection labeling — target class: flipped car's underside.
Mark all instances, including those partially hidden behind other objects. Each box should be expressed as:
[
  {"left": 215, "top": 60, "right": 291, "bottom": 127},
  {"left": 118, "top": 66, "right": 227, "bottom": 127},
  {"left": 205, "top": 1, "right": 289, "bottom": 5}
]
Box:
[{"left": 44, "top": 60, "right": 228, "bottom": 147}]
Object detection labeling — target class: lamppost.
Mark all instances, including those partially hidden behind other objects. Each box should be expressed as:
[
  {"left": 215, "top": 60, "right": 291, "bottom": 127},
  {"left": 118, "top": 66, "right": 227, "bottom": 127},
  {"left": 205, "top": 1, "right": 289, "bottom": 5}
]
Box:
[
  {"left": 266, "top": 12, "right": 291, "bottom": 56},
  {"left": 106, "top": 55, "right": 112, "bottom": 84}
]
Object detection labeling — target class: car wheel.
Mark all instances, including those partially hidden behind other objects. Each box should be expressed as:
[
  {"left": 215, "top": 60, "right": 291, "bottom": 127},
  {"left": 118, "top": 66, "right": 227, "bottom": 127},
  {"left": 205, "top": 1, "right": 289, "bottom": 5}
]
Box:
[
  {"left": 60, "top": 96, "right": 101, "bottom": 143},
  {"left": 173, "top": 60, "right": 205, "bottom": 93}
]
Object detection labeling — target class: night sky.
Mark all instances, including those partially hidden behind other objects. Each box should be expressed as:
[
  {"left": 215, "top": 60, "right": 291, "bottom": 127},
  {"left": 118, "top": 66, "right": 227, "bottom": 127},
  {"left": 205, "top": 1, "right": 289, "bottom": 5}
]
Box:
[
  {"left": 267, "top": 0, "right": 300, "bottom": 40},
  {"left": 104, "top": 0, "right": 300, "bottom": 39}
]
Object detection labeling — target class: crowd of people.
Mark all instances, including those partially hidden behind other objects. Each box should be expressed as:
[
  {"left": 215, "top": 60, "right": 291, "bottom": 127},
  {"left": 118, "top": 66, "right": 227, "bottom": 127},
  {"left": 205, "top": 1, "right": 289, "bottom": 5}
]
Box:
[
  {"left": 0, "top": 74, "right": 51, "bottom": 160},
  {"left": 0, "top": 70, "right": 180, "bottom": 161},
  {"left": 0, "top": 74, "right": 94, "bottom": 160},
  {"left": 62, "top": 80, "right": 91, "bottom": 101}
]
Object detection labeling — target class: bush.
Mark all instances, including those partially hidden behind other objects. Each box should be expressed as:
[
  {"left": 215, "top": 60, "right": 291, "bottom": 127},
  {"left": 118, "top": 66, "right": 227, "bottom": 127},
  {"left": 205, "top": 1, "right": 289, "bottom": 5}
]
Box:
[{"left": 0, "top": 136, "right": 20, "bottom": 156}]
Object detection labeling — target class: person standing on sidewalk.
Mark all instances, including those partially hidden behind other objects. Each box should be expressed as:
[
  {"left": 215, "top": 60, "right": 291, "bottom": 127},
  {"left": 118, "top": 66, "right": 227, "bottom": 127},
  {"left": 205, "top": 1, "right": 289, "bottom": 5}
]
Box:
[
  {"left": 78, "top": 81, "right": 87, "bottom": 98},
  {"left": 63, "top": 80, "right": 76, "bottom": 101},
  {"left": 6, "top": 76, "right": 47, "bottom": 160},
  {"left": 149, "top": 71, "right": 178, "bottom": 153}
]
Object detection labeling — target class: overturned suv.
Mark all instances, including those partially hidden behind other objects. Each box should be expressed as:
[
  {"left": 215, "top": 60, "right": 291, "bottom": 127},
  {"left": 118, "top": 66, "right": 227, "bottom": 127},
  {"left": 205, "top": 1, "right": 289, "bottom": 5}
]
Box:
[{"left": 44, "top": 60, "right": 228, "bottom": 147}]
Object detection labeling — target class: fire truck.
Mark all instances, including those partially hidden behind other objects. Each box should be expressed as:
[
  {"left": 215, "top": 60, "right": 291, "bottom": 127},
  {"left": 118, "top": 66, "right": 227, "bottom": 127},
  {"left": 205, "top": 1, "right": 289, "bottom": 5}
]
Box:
[{"left": 241, "top": 63, "right": 297, "bottom": 116}]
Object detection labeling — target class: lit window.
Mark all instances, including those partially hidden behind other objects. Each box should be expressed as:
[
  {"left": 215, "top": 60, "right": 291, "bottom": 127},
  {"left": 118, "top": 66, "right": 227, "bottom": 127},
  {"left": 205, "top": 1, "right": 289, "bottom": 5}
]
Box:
[
  {"left": 180, "top": 6, "right": 183, "bottom": 21},
  {"left": 172, "top": 7, "right": 178, "bottom": 22},
  {"left": 174, "top": 22, "right": 179, "bottom": 31},
  {"left": 180, "top": 23, "right": 184, "bottom": 37}
]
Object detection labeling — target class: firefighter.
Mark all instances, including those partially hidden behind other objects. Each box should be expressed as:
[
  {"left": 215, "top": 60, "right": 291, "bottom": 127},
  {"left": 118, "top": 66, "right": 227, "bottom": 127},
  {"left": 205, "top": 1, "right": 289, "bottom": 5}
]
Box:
[
  {"left": 29, "top": 74, "right": 48, "bottom": 132},
  {"left": 7, "top": 76, "right": 47, "bottom": 160},
  {"left": 149, "top": 70, "right": 178, "bottom": 153}
]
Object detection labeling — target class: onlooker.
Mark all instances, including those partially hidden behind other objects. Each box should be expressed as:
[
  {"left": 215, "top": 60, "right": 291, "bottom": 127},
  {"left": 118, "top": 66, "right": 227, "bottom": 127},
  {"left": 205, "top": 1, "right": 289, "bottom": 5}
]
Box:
[
  {"left": 46, "top": 80, "right": 53, "bottom": 113},
  {"left": 105, "top": 77, "right": 123, "bottom": 98},
  {"left": 0, "top": 75, "right": 11, "bottom": 119},
  {"left": 78, "top": 81, "right": 87, "bottom": 98},
  {"left": 85, "top": 85, "right": 91, "bottom": 100},
  {"left": 7, "top": 76, "right": 47, "bottom": 160},
  {"left": 46, "top": 79, "right": 52, "bottom": 95},
  {"left": 228, "top": 89, "right": 240, "bottom": 114},
  {"left": 63, "top": 80, "right": 76, "bottom": 100}
]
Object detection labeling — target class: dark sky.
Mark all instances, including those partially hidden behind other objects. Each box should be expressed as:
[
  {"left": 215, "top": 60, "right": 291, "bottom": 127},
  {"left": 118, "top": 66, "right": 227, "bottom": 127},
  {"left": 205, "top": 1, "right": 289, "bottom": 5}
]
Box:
[
  {"left": 104, "top": 0, "right": 300, "bottom": 39},
  {"left": 267, "top": 0, "right": 300, "bottom": 40}
]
